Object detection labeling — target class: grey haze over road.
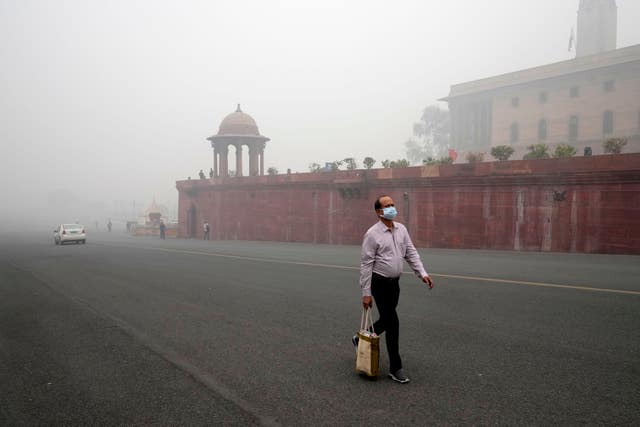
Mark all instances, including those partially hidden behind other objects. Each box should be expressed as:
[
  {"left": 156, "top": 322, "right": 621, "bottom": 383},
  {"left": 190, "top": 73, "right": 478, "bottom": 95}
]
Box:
[
  {"left": 2, "top": 1, "right": 640, "bottom": 227},
  {"left": 1, "top": 231, "right": 639, "bottom": 425}
]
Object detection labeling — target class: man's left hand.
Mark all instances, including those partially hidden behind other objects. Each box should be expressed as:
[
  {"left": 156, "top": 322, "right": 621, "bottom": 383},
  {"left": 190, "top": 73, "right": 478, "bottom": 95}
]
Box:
[{"left": 422, "top": 275, "right": 434, "bottom": 289}]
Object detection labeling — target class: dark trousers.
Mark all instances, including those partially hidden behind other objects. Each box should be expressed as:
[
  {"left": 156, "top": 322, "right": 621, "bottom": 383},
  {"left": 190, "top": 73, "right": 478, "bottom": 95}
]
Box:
[{"left": 371, "top": 272, "right": 402, "bottom": 373}]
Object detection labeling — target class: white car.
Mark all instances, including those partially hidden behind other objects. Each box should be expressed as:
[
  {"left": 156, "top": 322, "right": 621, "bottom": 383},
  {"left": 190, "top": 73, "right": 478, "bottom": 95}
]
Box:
[{"left": 54, "top": 224, "right": 87, "bottom": 245}]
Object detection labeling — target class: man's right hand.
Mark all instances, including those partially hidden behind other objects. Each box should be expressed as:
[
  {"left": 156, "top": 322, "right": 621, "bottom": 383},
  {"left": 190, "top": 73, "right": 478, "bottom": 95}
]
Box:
[{"left": 362, "top": 296, "right": 373, "bottom": 309}]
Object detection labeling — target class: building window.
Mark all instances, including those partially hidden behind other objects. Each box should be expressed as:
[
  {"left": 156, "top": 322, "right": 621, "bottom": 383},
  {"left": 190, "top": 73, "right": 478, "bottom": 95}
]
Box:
[
  {"left": 539, "top": 91, "right": 548, "bottom": 103},
  {"left": 569, "top": 115, "right": 579, "bottom": 142},
  {"left": 510, "top": 122, "right": 519, "bottom": 143},
  {"left": 538, "top": 119, "right": 548, "bottom": 141},
  {"left": 603, "top": 110, "right": 614, "bottom": 135},
  {"left": 570, "top": 86, "right": 580, "bottom": 98},
  {"left": 511, "top": 97, "right": 519, "bottom": 107},
  {"left": 604, "top": 80, "right": 615, "bottom": 92}
]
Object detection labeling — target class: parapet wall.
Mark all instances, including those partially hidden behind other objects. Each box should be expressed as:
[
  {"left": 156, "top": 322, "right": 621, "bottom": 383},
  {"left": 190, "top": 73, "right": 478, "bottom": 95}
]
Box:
[{"left": 176, "top": 154, "right": 640, "bottom": 254}]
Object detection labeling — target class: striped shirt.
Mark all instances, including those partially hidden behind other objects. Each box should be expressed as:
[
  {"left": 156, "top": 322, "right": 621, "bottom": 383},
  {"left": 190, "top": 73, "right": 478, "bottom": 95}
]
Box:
[{"left": 359, "top": 220, "right": 428, "bottom": 296}]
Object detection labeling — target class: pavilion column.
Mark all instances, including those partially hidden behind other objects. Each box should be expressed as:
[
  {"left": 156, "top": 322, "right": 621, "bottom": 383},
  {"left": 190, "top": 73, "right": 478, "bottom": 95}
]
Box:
[
  {"left": 259, "top": 146, "right": 264, "bottom": 176},
  {"left": 220, "top": 144, "right": 229, "bottom": 177},
  {"left": 213, "top": 146, "right": 219, "bottom": 177},
  {"left": 248, "top": 145, "right": 257, "bottom": 176},
  {"left": 235, "top": 144, "right": 243, "bottom": 177}
]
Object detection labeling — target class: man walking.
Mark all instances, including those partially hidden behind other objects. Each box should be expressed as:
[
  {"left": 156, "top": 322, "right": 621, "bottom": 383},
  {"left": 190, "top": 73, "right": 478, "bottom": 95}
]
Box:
[
  {"left": 159, "top": 220, "right": 166, "bottom": 240},
  {"left": 355, "top": 195, "right": 434, "bottom": 384},
  {"left": 203, "top": 221, "right": 210, "bottom": 240}
]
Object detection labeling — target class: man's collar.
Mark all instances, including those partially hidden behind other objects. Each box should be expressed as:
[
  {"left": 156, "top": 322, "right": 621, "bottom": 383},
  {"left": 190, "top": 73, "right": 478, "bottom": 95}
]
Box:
[{"left": 377, "top": 219, "right": 395, "bottom": 231}]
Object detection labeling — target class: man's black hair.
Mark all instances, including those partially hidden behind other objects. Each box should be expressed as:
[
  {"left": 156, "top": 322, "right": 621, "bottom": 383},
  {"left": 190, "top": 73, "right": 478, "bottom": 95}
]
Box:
[{"left": 374, "top": 195, "right": 390, "bottom": 211}]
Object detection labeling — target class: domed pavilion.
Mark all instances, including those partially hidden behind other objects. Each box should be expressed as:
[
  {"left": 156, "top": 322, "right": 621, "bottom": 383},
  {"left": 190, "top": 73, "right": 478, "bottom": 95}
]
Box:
[{"left": 207, "top": 104, "right": 270, "bottom": 177}]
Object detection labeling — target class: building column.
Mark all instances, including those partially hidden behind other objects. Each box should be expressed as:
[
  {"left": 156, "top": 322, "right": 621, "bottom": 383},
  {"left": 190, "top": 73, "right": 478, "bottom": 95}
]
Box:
[{"left": 235, "top": 144, "right": 243, "bottom": 177}]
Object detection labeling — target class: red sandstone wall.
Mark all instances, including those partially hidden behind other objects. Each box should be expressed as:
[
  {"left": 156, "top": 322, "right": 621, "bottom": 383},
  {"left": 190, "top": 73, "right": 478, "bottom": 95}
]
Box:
[{"left": 176, "top": 154, "right": 640, "bottom": 254}]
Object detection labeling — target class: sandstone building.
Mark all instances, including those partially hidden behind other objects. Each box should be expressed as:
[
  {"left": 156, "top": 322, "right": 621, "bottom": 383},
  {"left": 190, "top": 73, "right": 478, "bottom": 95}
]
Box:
[{"left": 442, "top": 0, "right": 640, "bottom": 159}]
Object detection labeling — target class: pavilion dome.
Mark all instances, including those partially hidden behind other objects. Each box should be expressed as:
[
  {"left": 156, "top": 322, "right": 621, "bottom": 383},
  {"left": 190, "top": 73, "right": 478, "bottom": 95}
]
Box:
[{"left": 217, "top": 104, "right": 261, "bottom": 136}]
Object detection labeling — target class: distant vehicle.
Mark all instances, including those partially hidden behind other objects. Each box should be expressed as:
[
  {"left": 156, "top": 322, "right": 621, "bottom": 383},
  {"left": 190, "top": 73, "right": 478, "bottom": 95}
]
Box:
[{"left": 54, "top": 224, "right": 86, "bottom": 245}]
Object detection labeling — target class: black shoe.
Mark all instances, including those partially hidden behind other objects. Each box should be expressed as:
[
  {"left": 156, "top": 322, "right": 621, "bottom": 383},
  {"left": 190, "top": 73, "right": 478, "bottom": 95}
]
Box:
[
  {"left": 352, "top": 334, "right": 359, "bottom": 353},
  {"left": 388, "top": 369, "right": 410, "bottom": 384}
]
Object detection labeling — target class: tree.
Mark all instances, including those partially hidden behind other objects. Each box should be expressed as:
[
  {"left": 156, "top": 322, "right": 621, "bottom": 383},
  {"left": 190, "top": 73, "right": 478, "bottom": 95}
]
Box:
[
  {"left": 465, "top": 152, "right": 485, "bottom": 163},
  {"left": 381, "top": 160, "right": 391, "bottom": 168},
  {"left": 603, "top": 137, "right": 628, "bottom": 154},
  {"left": 405, "top": 105, "right": 451, "bottom": 164},
  {"left": 523, "top": 144, "right": 550, "bottom": 160},
  {"left": 552, "top": 144, "right": 576, "bottom": 158},
  {"left": 309, "top": 163, "right": 322, "bottom": 173},
  {"left": 363, "top": 157, "right": 376, "bottom": 169},
  {"left": 267, "top": 167, "right": 278, "bottom": 175},
  {"left": 343, "top": 158, "right": 358, "bottom": 170},
  {"left": 490, "top": 145, "right": 515, "bottom": 161}
]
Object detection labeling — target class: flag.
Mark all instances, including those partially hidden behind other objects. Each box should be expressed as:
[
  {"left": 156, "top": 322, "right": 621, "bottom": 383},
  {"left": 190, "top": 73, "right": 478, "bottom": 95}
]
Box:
[{"left": 568, "top": 27, "right": 575, "bottom": 52}]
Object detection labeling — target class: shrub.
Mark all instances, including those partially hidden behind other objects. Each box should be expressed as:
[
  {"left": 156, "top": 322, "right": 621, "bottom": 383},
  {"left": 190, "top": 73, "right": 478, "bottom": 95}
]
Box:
[
  {"left": 382, "top": 159, "right": 411, "bottom": 168},
  {"left": 363, "top": 157, "right": 376, "bottom": 169},
  {"left": 552, "top": 144, "right": 576, "bottom": 158},
  {"left": 603, "top": 137, "right": 628, "bottom": 154},
  {"left": 490, "top": 145, "right": 514, "bottom": 161},
  {"left": 309, "top": 163, "right": 322, "bottom": 173},
  {"left": 423, "top": 156, "right": 453, "bottom": 166},
  {"left": 393, "top": 159, "right": 410, "bottom": 168},
  {"left": 523, "top": 144, "right": 550, "bottom": 160},
  {"left": 328, "top": 161, "right": 343, "bottom": 171},
  {"left": 442, "top": 156, "right": 454, "bottom": 164},
  {"left": 465, "top": 152, "right": 485, "bottom": 163},
  {"left": 343, "top": 157, "right": 358, "bottom": 170}
]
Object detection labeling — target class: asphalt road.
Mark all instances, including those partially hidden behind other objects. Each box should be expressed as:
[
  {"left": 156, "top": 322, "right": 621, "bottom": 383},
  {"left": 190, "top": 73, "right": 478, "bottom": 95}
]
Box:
[{"left": 1, "top": 230, "right": 639, "bottom": 425}]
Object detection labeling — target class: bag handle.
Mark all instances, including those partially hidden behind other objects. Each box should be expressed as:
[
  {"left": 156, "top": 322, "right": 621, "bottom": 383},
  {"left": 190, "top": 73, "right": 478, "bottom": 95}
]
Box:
[{"left": 360, "top": 307, "right": 376, "bottom": 335}]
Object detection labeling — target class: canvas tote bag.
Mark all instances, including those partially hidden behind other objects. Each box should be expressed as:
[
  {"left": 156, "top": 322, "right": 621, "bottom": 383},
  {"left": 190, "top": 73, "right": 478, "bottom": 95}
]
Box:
[{"left": 355, "top": 307, "right": 379, "bottom": 377}]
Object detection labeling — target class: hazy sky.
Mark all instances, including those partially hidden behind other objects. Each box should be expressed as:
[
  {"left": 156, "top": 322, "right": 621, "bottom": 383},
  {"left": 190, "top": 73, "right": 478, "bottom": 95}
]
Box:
[{"left": 2, "top": 0, "right": 639, "bottom": 224}]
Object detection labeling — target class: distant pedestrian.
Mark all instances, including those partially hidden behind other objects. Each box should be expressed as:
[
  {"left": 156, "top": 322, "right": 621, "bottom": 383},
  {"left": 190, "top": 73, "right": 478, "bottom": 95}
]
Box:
[
  {"left": 107, "top": 219, "right": 112, "bottom": 232},
  {"left": 355, "top": 195, "right": 434, "bottom": 384},
  {"left": 199, "top": 169, "right": 206, "bottom": 179},
  {"left": 209, "top": 168, "right": 214, "bottom": 178},
  {"left": 203, "top": 221, "right": 210, "bottom": 240},
  {"left": 159, "top": 220, "right": 166, "bottom": 239}
]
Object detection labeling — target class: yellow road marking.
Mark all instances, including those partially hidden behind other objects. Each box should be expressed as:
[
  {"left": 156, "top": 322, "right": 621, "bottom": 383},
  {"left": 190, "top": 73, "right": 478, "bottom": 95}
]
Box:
[{"left": 99, "top": 243, "right": 640, "bottom": 296}]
